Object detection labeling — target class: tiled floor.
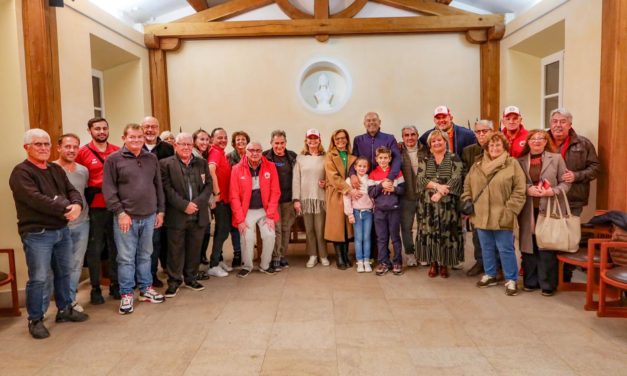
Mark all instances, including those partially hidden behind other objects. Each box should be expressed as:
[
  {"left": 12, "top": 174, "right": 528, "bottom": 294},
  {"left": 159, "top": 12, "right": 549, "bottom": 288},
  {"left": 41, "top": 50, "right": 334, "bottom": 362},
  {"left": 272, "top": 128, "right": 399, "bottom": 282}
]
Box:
[{"left": 1, "top": 241, "right": 626, "bottom": 376}]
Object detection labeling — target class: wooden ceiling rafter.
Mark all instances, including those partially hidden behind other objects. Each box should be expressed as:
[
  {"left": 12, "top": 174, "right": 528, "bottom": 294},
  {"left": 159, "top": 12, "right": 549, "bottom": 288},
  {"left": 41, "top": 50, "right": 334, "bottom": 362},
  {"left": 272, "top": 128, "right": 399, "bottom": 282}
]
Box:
[
  {"left": 187, "top": 0, "right": 210, "bottom": 12},
  {"left": 176, "top": 0, "right": 275, "bottom": 23},
  {"left": 371, "top": 0, "right": 471, "bottom": 16}
]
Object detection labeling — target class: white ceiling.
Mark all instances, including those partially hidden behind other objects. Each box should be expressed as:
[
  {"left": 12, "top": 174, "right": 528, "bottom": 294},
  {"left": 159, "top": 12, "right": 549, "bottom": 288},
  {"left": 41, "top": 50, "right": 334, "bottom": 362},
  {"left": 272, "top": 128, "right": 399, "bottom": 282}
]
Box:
[{"left": 89, "top": 0, "right": 542, "bottom": 25}]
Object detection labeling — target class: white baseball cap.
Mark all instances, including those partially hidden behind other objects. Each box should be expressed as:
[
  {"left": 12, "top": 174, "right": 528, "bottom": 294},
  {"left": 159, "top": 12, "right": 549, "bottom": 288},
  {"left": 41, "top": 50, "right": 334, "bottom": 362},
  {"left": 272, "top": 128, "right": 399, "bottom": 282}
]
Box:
[
  {"left": 306, "top": 128, "right": 321, "bottom": 138},
  {"left": 503, "top": 105, "right": 521, "bottom": 116},
  {"left": 434, "top": 105, "right": 451, "bottom": 117}
]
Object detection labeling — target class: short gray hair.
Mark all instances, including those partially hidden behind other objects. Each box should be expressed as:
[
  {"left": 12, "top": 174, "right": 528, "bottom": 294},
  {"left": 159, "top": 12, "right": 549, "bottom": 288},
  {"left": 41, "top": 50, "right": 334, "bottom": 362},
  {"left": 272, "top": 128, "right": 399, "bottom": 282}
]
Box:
[
  {"left": 246, "top": 141, "right": 263, "bottom": 150},
  {"left": 401, "top": 125, "right": 419, "bottom": 134},
  {"left": 474, "top": 119, "right": 493, "bottom": 129},
  {"left": 175, "top": 132, "right": 192, "bottom": 143},
  {"left": 270, "top": 130, "right": 286, "bottom": 141},
  {"left": 160, "top": 130, "right": 174, "bottom": 139},
  {"left": 550, "top": 108, "right": 573, "bottom": 123},
  {"left": 24, "top": 128, "right": 50, "bottom": 145}
]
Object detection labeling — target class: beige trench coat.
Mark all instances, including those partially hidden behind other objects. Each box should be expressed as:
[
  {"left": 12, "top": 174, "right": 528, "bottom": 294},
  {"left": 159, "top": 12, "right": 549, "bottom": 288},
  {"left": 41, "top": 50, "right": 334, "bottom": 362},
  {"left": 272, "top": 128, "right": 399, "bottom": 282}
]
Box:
[{"left": 324, "top": 149, "right": 356, "bottom": 242}]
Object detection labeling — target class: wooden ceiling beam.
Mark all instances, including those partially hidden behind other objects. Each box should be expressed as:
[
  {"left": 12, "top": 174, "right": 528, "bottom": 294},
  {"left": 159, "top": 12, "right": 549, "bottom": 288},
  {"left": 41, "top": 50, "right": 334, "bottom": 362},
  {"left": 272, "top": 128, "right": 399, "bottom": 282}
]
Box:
[
  {"left": 371, "top": 0, "right": 472, "bottom": 16},
  {"left": 331, "top": 0, "right": 367, "bottom": 19},
  {"left": 314, "top": 0, "right": 330, "bottom": 42},
  {"left": 145, "top": 14, "right": 504, "bottom": 39},
  {"left": 275, "top": 0, "right": 313, "bottom": 19},
  {"left": 187, "top": 0, "right": 210, "bottom": 12},
  {"left": 176, "top": 0, "right": 274, "bottom": 22}
]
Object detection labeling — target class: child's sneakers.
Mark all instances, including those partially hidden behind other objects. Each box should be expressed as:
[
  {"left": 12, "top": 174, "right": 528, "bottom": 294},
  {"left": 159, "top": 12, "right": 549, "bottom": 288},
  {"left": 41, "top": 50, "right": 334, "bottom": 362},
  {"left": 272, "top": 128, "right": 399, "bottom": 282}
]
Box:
[
  {"left": 356, "top": 261, "right": 365, "bottom": 273},
  {"left": 375, "top": 263, "right": 389, "bottom": 276},
  {"left": 392, "top": 264, "right": 403, "bottom": 275}
]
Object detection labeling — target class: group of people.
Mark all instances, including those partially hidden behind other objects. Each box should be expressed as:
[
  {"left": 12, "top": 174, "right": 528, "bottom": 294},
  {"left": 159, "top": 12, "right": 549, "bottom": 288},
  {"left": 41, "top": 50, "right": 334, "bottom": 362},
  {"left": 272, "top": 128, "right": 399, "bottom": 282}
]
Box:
[{"left": 10, "top": 105, "right": 599, "bottom": 339}]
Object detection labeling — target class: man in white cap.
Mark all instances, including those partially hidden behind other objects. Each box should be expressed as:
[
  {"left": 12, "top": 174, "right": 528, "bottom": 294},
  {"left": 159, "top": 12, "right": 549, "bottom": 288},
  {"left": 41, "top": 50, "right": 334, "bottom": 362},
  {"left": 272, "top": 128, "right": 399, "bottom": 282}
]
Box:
[
  {"left": 501, "top": 105, "right": 528, "bottom": 158},
  {"left": 419, "top": 105, "right": 476, "bottom": 155}
]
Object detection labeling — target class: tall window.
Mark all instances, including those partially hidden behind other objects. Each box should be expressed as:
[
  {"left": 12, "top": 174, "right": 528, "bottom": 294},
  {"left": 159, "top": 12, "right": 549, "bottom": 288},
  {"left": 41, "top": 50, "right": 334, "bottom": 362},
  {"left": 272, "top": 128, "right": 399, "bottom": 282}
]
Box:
[
  {"left": 92, "top": 69, "right": 105, "bottom": 118},
  {"left": 541, "top": 51, "right": 563, "bottom": 128}
]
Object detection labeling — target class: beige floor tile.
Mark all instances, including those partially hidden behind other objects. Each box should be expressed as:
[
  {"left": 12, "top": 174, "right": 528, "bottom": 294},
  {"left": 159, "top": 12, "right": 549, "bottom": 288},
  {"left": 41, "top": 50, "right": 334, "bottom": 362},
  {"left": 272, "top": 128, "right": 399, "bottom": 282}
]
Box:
[
  {"left": 268, "top": 321, "right": 335, "bottom": 350},
  {"left": 400, "top": 318, "right": 476, "bottom": 347},
  {"left": 544, "top": 344, "right": 627, "bottom": 376},
  {"left": 337, "top": 346, "right": 415, "bottom": 376},
  {"left": 463, "top": 319, "right": 542, "bottom": 346},
  {"left": 215, "top": 299, "right": 279, "bottom": 324},
  {"left": 478, "top": 345, "right": 576, "bottom": 376},
  {"left": 261, "top": 349, "right": 337, "bottom": 376},
  {"left": 378, "top": 275, "right": 439, "bottom": 299},
  {"left": 441, "top": 295, "right": 511, "bottom": 320},
  {"left": 407, "top": 346, "right": 497, "bottom": 375},
  {"left": 335, "top": 321, "right": 402, "bottom": 348},
  {"left": 106, "top": 339, "right": 200, "bottom": 375},
  {"left": 184, "top": 348, "right": 265, "bottom": 376},
  {"left": 201, "top": 322, "right": 273, "bottom": 350},
  {"left": 333, "top": 299, "right": 394, "bottom": 323},
  {"left": 387, "top": 298, "right": 453, "bottom": 321},
  {"left": 281, "top": 281, "right": 333, "bottom": 300},
  {"left": 275, "top": 298, "right": 334, "bottom": 323},
  {"left": 332, "top": 285, "right": 386, "bottom": 300}
]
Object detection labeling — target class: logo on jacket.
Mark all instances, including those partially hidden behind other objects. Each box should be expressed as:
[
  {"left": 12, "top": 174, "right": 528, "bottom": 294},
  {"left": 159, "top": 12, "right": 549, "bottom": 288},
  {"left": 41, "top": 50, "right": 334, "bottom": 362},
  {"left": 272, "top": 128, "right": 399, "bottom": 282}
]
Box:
[
  {"left": 520, "top": 140, "right": 526, "bottom": 147},
  {"left": 264, "top": 172, "right": 271, "bottom": 179}
]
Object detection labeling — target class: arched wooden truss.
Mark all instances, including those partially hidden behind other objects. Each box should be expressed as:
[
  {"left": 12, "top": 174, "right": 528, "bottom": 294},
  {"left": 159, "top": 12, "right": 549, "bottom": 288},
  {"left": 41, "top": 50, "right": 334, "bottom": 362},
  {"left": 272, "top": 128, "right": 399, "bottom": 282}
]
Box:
[{"left": 144, "top": 0, "right": 504, "bottom": 131}]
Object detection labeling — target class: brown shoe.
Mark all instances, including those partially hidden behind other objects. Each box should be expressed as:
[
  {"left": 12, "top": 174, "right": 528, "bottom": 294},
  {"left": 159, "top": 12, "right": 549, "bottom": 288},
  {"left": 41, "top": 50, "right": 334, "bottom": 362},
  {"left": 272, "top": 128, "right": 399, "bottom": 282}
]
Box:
[
  {"left": 466, "top": 262, "right": 484, "bottom": 277},
  {"left": 440, "top": 265, "right": 449, "bottom": 278},
  {"left": 428, "top": 262, "right": 439, "bottom": 278}
]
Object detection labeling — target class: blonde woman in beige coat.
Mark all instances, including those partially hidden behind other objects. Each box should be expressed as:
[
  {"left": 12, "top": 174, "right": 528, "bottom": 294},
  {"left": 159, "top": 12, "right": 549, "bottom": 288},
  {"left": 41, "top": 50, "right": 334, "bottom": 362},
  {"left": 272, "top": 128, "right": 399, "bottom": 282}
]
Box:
[
  {"left": 324, "top": 129, "right": 357, "bottom": 270},
  {"left": 517, "top": 129, "right": 571, "bottom": 296},
  {"left": 462, "top": 132, "right": 527, "bottom": 296}
]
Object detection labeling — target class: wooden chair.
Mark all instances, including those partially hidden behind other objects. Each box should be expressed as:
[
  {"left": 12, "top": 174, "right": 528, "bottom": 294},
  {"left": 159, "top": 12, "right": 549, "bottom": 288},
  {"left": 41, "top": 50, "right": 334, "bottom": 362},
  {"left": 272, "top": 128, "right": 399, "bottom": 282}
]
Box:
[
  {"left": 557, "top": 224, "right": 612, "bottom": 295},
  {"left": 597, "top": 241, "right": 627, "bottom": 317},
  {"left": 0, "top": 249, "right": 21, "bottom": 317}
]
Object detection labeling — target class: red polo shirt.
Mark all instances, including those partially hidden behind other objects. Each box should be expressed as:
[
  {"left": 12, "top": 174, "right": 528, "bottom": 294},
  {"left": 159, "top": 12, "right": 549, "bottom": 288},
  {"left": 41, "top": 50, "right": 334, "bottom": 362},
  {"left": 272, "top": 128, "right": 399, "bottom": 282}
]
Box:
[
  {"left": 75, "top": 141, "right": 120, "bottom": 208},
  {"left": 208, "top": 145, "right": 232, "bottom": 203}
]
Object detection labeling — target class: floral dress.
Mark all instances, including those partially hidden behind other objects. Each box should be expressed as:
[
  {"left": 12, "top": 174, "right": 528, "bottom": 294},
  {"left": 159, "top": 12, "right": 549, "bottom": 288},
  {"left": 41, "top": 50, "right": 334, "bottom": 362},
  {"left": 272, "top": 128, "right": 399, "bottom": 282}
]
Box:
[{"left": 416, "top": 152, "right": 464, "bottom": 266}]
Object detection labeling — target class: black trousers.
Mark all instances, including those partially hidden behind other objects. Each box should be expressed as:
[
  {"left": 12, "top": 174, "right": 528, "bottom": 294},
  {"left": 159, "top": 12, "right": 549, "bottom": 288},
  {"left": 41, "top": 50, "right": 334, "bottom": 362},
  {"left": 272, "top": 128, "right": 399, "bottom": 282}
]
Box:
[
  {"left": 151, "top": 226, "right": 168, "bottom": 275},
  {"left": 167, "top": 221, "right": 205, "bottom": 285},
  {"left": 522, "top": 233, "right": 558, "bottom": 291},
  {"left": 210, "top": 202, "right": 232, "bottom": 267},
  {"left": 85, "top": 208, "right": 118, "bottom": 287}
]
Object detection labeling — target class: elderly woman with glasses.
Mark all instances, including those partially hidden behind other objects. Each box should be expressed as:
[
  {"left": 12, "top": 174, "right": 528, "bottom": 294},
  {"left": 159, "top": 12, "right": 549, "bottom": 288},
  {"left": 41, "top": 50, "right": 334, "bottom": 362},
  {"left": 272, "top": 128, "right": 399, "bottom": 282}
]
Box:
[{"left": 517, "top": 129, "right": 571, "bottom": 296}]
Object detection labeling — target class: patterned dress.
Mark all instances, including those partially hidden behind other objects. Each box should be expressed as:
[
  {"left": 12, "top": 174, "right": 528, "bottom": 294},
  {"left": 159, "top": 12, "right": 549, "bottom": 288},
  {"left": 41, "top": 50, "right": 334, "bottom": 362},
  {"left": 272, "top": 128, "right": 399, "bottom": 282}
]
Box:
[{"left": 416, "top": 152, "right": 464, "bottom": 266}]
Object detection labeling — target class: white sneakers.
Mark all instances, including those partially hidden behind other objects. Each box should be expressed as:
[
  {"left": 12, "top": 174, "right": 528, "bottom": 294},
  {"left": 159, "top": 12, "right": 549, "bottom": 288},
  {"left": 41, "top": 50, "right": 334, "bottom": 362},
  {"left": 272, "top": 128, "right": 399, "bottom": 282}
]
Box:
[
  {"left": 364, "top": 261, "right": 372, "bottom": 273},
  {"left": 208, "top": 265, "right": 228, "bottom": 277},
  {"left": 306, "top": 256, "right": 318, "bottom": 268},
  {"left": 320, "top": 257, "right": 330, "bottom": 266},
  {"left": 356, "top": 261, "right": 365, "bottom": 273},
  {"left": 405, "top": 254, "right": 418, "bottom": 267},
  {"left": 219, "top": 261, "right": 233, "bottom": 272}
]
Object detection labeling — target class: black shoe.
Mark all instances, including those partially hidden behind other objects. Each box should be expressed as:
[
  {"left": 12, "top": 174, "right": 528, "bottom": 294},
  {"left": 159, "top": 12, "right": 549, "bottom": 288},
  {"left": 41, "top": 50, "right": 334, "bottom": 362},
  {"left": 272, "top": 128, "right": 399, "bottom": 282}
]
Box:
[
  {"left": 109, "top": 283, "right": 121, "bottom": 300},
  {"left": 56, "top": 306, "right": 89, "bottom": 323},
  {"left": 523, "top": 285, "right": 538, "bottom": 292},
  {"left": 272, "top": 260, "right": 283, "bottom": 272},
  {"left": 341, "top": 245, "right": 352, "bottom": 268},
  {"left": 196, "top": 271, "right": 210, "bottom": 280},
  {"left": 90, "top": 287, "right": 105, "bottom": 305},
  {"left": 335, "top": 245, "right": 347, "bottom": 270},
  {"left": 28, "top": 319, "right": 50, "bottom": 339},
  {"left": 232, "top": 253, "right": 242, "bottom": 268},
  {"left": 184, "top": 281, "right": 205, "bottom": 291},
  {"left": 466, "top": 262, "right": 484, "bottom": 277},
  {"left": 259, "top": 266, "right": 276, "bottom": 275},
  {"left": 200, "top": 256, "right": 209, "bottom": 265},
  {"left": 164, "top": 285, "right": 179, "bottom": 298},
  {"left": 541, "top": 289, "right": 555, "bottom": 297},
  {"left": 237, "top": 269, "right": 251, "bottom": 278},
  {"left": 280, "top": 258, "right": 290, "bottom": 268},
  {"left": 151, "top": 275, "right": 164, "bottom": 288}
]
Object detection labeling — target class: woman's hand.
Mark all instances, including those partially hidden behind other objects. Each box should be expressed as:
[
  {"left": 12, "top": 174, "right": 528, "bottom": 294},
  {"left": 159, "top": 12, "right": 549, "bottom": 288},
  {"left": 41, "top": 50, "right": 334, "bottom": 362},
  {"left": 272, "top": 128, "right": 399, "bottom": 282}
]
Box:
[
  {"left": 540, "top": 187, "right": 555, "bottom": 197},
  {"left": 294, "top": 201, "right": 302, "bottom": 215},
  {"left": 430, "top": 192, "right": 442, "bottom": 202},
  {"left": 348, "top": 214, "right": 355, "bottom": 224},
  {"left": 527, "top": 185, "right": 542, "bottom": 197},
  {"left": 318, "top": 179, "right": 326, "bottom": 189},
  {"left": 433, "top": 183, "right": 449, "bottom": 196},
  {"left": 349, "top": 189, "right": 363, "bottom": 200}
]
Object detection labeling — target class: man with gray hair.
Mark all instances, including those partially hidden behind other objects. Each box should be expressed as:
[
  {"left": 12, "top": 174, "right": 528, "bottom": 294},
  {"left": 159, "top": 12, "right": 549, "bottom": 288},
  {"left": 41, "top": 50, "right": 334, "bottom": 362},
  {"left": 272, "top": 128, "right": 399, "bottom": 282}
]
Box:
[
  {"left": 160, "top": 133, "right": 212, "bottom": 297},
  {"left": 10, "top": 129, "right": 89, "bottom": 339},
  {"left": 398, "top": 125, "right": 428, "bottom": 266},
  {"left": 230, "top": 141, "right": 281, "bottom": 277},
  {"left": 547, "top": 108, "right": 600, "bottom": 282}
]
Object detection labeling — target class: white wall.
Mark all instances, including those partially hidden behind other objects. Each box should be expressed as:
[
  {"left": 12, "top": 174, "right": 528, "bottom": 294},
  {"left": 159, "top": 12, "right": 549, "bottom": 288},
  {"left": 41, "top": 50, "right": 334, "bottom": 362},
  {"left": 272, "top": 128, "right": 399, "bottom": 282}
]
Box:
[
  {"left": 501, "top": 0, "right": 602, "bottom": 220},
  {"left": 167, "top": 33, "right": 481, "bottom": 149}
]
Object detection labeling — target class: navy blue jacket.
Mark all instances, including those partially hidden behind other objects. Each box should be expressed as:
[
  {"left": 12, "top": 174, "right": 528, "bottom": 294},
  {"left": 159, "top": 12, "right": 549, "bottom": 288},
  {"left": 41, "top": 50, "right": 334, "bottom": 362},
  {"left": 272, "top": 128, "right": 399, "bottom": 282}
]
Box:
[
  {"left": 351, "top": 130, "right": 401, "bottom": 181},
  {"left": 419, "top": 124, "right": 477, "bottom": 155}
]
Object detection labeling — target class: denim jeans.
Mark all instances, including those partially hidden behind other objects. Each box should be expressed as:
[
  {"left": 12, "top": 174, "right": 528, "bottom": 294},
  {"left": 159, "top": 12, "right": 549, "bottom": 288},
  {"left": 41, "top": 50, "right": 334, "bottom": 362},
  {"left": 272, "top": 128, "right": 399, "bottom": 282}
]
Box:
[
  {"left": 476, "top": 229, "right": 518, "bottom": 281},
  {"left": 353, "top": 209, "right": 373, "bottom": 261},
  {"left": 21, "top": 227, "right": 73, "bottom": 321},
  {"left": 68, "top": 221, "right": 90, "bottom": 301},
  {"left": 114, "top": 214, "right": 155, "bottom": 295}
]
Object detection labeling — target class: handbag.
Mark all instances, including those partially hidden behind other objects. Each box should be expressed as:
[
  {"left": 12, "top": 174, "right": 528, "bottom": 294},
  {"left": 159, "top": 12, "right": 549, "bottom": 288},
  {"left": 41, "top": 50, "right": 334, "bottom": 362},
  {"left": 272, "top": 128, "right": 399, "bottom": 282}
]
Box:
[{"left": 535, "top": 191, "right": 581, "bottom": 252}]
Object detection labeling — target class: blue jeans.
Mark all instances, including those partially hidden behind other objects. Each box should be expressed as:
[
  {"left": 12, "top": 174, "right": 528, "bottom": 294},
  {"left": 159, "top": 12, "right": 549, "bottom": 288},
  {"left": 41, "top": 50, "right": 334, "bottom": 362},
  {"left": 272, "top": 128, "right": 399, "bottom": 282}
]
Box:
[
  {"left": 114, "top": 214, "right": 155, "bottom": 295},
  {"left": 476, "top": 229, "right": 518, "bottom": 281},
  {"left": 353, "top": 209, "right": 373, "bottom": 262},
  {"left": 21, "top": 227, "right": 73, "bottom": 321},
  {"left": 68, "top": 222, "right": 90, "bottom": 301}
]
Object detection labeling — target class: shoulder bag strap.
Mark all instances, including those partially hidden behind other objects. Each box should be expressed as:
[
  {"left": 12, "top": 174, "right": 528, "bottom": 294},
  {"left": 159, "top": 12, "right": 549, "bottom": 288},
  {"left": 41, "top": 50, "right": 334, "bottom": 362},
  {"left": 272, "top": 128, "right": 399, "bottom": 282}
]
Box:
[
  {"left": 86, "top": 145, "right": 105, "bottom": 165},
  {"left": 472, "top": 169, "right": 500, "bottom": 204}
]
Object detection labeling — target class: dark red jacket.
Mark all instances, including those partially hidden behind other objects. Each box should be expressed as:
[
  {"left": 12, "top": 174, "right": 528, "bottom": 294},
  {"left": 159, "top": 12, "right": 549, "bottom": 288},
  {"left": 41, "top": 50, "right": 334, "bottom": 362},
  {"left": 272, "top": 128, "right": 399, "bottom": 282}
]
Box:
[{"left": 230, "top": 156, "right": 281, "bottom": 227}]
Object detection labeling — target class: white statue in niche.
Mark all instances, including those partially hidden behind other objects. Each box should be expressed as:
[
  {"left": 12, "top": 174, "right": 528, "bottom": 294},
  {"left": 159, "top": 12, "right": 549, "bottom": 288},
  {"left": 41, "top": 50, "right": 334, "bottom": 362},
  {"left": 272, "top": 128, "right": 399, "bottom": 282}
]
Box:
[{"left": 314, "top": 74, "right": 333, "bottom": 110}]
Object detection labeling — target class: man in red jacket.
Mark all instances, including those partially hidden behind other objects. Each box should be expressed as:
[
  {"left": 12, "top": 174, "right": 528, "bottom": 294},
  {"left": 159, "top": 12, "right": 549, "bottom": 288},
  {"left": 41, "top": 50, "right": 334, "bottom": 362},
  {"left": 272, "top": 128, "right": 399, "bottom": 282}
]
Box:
[{"left": 230, "top": 141, "right": 281, "bottom": 277}]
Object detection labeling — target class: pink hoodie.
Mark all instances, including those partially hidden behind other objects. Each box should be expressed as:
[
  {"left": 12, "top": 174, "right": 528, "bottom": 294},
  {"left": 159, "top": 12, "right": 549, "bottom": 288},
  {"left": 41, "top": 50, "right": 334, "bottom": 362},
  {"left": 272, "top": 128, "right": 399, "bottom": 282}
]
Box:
[{"left": 343, "top": 174, "right": 374, "bottom": 216}]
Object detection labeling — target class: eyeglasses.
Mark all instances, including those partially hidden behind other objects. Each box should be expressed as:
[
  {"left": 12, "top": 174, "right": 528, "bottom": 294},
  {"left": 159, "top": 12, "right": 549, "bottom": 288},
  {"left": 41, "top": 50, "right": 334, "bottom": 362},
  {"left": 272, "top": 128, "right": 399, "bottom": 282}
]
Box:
[
  {"left": 475, "top": 129, "right": 490, "bottom": 134},
  {"left": 30, "top": 142, "right": 51, "bottom": 148},
  {"left": 143, "top": 125, "right": 159, "bottom": 130},
  {"left": 529, "top": 137, "right": 546, "bottom": 142},
  {"left": 176, "top": 143, "right": 193, "bottom": 148},
  {"left": 247, "top": 149, "right": 263, "bottom": 154}
]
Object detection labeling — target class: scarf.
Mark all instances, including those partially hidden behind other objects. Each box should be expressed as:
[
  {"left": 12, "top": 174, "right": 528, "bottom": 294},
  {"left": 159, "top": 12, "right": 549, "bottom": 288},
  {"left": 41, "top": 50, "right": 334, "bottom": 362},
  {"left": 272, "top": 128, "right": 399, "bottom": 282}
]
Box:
[{"left": 480, "top": 151, "right": 508, "bottom": 176}]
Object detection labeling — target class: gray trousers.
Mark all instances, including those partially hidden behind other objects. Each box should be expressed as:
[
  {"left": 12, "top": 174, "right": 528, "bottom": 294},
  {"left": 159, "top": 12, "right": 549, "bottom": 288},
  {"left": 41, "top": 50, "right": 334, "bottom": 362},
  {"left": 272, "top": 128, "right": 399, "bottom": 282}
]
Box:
[
  {"left": 303, "top": 212, "right": 327, "bottom": 257},
  {"left": 241, "top": 209, "right": 275, "bottom": 271},
  {"left": 400, "top": 198, "right": 419, "bottom": 255},
  {"left": 273, "top": 202, "right": 296, "bottom": 261}
]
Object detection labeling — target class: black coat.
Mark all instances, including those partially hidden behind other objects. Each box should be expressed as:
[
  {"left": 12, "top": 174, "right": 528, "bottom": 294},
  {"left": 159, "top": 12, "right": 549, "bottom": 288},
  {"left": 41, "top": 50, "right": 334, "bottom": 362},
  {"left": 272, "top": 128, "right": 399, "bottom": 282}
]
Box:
[{"left": 160, "top": 155, "right": 212, "bottom": 229}]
